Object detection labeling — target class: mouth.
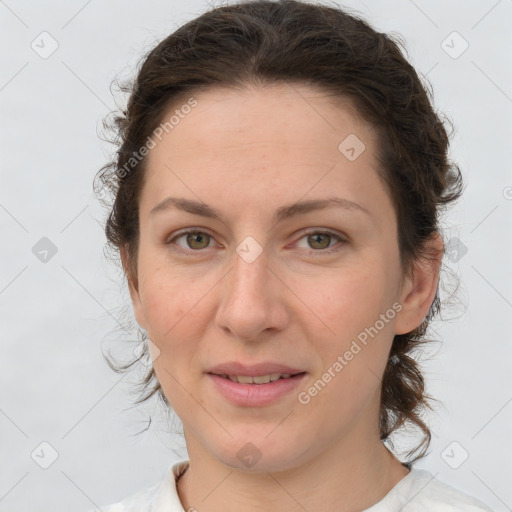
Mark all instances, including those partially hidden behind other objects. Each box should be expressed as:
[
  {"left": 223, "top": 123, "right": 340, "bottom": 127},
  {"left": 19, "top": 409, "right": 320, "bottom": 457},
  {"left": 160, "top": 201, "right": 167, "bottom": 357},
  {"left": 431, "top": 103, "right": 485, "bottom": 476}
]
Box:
[
  {"left": 208, "top": 372, "right": 306, "bottom": 384},
  {"left": 206, "top": 371, "right": 308, "bottom": 406}
]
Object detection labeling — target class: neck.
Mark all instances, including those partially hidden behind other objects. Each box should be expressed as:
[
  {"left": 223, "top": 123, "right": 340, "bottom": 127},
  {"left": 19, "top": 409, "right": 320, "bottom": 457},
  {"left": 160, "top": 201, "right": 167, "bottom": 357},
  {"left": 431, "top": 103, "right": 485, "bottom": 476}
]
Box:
[{"left": 177, "top": 435, "right": 409, "bottom": 512}]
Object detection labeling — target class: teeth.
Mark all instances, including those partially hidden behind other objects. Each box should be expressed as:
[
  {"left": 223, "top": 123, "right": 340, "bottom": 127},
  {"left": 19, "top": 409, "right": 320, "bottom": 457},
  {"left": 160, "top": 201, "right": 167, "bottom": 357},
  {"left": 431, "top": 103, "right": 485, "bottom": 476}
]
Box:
[{"left": 223, "top": 373, "right": 293, "bottom": 384}]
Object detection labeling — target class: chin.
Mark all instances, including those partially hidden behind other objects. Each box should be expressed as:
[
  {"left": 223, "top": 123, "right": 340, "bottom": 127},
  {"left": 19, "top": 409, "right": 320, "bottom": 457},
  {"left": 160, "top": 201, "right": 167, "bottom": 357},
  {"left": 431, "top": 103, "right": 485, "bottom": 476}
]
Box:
[{"left": 210, "top": 436, "right": 308, "bottom": 475}]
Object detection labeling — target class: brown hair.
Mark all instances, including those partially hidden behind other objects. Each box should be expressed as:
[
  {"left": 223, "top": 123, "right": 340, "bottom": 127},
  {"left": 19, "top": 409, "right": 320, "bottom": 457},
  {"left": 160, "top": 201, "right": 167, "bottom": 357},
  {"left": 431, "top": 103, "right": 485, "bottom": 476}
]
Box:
[{"left": 94, "top": 0, "right": 463, "bottom": 465}]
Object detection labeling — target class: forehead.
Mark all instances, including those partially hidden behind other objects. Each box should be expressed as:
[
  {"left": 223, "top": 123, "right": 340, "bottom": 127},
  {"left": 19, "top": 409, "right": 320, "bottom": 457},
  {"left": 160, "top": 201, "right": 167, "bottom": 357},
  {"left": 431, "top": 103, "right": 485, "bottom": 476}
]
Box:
[
  {"left": 140, "top": 82, "right": 391, "bottom": 224},
  {"left": 151, "top": 82, "right": 374, "bottom": 157}
]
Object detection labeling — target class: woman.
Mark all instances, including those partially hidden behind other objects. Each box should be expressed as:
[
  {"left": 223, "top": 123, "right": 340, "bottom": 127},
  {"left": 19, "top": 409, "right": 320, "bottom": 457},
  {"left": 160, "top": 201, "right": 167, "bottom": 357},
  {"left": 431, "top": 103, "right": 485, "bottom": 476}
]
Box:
[{"left": 90, "top": 0, "right": 494, "bottom": 510}]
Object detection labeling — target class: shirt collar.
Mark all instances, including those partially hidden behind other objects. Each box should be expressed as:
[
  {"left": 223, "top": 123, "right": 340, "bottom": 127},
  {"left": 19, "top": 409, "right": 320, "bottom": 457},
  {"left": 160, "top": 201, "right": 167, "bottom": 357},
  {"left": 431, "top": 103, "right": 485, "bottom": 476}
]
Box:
[
  {"left": 148, "top": 459, "right": 423, "bottom": 512},
  {"left": 150, "top": 458, "right": 189, "bottom": 512}
]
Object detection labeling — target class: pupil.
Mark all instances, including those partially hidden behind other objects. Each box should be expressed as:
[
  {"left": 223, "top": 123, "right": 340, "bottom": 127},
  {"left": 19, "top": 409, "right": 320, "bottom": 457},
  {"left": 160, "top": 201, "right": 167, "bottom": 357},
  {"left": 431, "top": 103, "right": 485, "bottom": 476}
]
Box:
[
  {"left": 310, "top": 233, "right": 329, "bottom": 249},
  {"left": 188, "top": 233, "right": 208, "bottom": 249}
]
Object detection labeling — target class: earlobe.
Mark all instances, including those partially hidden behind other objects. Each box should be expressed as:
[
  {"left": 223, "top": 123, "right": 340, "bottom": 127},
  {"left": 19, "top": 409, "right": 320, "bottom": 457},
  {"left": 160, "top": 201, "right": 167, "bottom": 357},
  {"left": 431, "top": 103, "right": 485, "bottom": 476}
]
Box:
[{"left": 394, "top": 232, "right": 443, "bottom": 335}]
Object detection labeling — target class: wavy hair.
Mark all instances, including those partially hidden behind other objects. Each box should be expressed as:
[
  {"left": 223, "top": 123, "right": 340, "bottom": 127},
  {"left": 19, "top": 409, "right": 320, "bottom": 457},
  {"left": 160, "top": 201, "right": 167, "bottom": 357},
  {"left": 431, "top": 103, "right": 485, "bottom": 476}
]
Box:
[{"left": 94, "top": 0, "right": 464, "bottom": 465}]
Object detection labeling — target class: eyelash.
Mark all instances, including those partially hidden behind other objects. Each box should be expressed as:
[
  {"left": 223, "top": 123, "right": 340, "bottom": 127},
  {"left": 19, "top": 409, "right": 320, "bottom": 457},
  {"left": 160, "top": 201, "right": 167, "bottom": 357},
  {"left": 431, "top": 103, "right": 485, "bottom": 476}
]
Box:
[{"left": 165, "top": 228, "right": 347, "bottom": 256}]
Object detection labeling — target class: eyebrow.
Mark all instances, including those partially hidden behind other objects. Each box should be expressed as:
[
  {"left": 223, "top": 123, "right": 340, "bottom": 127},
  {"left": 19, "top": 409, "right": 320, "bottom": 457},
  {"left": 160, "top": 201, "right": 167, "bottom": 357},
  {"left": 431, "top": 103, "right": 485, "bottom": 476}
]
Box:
[{"left": 149, "top": 195, "right": 370, "bottom": 224}]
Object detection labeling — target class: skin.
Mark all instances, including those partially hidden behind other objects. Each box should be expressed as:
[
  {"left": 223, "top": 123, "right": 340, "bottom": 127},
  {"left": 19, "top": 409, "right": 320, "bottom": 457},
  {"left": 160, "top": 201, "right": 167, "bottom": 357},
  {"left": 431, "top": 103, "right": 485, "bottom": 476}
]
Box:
[{"left": 122, "top": 82, "right": 443, "bottom": 512}]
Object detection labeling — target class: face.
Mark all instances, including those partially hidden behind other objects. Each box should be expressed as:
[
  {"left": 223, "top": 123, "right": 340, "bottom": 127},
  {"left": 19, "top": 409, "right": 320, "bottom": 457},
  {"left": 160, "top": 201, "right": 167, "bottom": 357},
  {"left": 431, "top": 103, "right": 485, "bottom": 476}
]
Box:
[{"left": 125, "top": 83, "right": 437, "bottom": 473}]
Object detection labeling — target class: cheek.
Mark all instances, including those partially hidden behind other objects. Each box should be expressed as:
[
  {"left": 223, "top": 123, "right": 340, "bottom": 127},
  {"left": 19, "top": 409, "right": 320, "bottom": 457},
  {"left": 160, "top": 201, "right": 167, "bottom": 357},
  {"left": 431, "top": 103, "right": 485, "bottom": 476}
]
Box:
[
  {"left": 139, "top": 264, "right": 198, "bottom": 334},
  {"left": 142, "top": 276, "right": 201, "bottom": 403},
  {"left": 139, "top": 268, "right": 207, "bottom": 365},
  {"left": 141, "top": 285, "right": 175, "bottom": 334},
  {"left": 301, "top": 260, "right": 393, "bottom": 337},
  {"left": 299, "top": 257, "right": 398, "bottom": 389}
]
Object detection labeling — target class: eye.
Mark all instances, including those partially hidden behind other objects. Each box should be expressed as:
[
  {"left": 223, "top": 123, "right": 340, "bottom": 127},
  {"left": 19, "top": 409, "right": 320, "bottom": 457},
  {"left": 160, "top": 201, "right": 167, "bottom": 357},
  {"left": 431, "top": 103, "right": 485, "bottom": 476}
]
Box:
[
  {"left": 165, "top": 228, "right": 347, "bottom": 255},
  {"left": 295, "top": 230, "right": 346, "bottom": 253},
  {"left": 166, "top": 229, "right": 216, "bottom": 253}
]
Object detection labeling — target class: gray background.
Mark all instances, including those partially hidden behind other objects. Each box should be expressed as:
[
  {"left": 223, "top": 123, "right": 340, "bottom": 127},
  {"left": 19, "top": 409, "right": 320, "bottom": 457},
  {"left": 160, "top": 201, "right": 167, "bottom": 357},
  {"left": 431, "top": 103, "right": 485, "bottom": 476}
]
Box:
[{"left": 1, "top": 0, "right": 511, "bottom": 511}]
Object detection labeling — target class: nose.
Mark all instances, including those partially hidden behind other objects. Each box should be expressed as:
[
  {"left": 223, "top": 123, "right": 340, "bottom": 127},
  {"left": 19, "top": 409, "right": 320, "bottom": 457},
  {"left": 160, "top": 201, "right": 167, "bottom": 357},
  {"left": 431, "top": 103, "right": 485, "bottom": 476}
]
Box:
[{"left": 214, "top": 244, "right": 289, "bottom": 343}]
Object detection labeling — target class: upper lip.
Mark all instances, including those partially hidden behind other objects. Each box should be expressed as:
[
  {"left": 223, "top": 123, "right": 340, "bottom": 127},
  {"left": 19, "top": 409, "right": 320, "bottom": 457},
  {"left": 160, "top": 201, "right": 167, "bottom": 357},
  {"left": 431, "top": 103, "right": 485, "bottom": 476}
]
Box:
[{"left": 207, "top": 362, "right": 306, "bottom": 377}]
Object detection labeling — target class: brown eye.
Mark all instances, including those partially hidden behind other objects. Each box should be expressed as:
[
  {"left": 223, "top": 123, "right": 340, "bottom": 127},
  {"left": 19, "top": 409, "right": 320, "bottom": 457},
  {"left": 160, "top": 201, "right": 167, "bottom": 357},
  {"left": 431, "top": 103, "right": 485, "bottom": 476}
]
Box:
[
  {"left": 183, "top": 232, "right": 211, "bottom": 250},
  {"left": 307, "top": 233, "right": 333, "bottom": 250},
  {"left": 167, "top": 229, "right": 215, "bottom": 253},
  {"left": 294, "top": 230, "right": 345, "bottom": 253}
]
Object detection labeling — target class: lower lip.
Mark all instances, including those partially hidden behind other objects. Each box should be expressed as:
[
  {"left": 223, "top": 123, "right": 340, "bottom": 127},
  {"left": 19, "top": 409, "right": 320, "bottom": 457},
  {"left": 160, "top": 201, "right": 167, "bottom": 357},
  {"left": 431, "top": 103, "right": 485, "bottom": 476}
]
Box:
[{"left": 207, "top": 372, "right": 307, "bottom": 406}]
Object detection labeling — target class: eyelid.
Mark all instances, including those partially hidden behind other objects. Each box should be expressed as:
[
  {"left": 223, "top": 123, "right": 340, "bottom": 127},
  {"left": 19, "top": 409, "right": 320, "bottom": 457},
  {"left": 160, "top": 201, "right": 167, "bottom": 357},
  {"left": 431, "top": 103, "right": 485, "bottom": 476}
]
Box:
[
  {"left": 165, "top": 227, "right": 219, "bottom": 251},
  {"left": 165, "top": 227, "right": 347, "bottom": 254},
  {"left": 293, "top": 228, "right": 346, "bottom": 252}
]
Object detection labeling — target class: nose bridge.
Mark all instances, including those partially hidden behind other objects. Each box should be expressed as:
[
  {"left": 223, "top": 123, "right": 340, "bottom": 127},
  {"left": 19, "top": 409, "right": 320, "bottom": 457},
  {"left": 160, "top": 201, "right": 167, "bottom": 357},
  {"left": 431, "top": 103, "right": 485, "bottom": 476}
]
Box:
[
  {"left": 215, "top": 241, "right": 284, "bottom": 340},
  {"left": 228, "top": 242, "right": 270, "bottom": 312},
  {"left": 228, "top": 230, "right": 271, "bottom": 296},
  {"left": 232, "top": 242, "right": 267, "bottom": 294}
]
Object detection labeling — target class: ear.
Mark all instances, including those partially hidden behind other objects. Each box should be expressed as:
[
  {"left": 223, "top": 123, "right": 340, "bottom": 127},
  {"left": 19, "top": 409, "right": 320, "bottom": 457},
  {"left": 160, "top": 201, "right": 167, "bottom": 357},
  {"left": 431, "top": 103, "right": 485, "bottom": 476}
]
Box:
[
  {"left": 120, "top": 245, "right": 147, "bottom": 331},
  {"left": 394, "top": 232, "right": 444, "bottom": 335}
]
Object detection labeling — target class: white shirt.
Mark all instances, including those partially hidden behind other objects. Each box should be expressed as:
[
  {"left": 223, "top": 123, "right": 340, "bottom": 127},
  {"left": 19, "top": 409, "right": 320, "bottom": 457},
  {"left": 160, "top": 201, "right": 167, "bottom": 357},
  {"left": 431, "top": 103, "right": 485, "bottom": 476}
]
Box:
[{"left": 87, "top": 459, "right": 495, "bottom": 512}]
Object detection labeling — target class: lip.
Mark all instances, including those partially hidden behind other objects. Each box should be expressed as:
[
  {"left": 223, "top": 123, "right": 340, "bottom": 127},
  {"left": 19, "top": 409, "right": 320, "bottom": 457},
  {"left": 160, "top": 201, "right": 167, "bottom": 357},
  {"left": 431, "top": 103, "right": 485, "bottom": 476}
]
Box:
[
  {"left": 207, "top": 372, "right": 307, "bottom": 406},
  {"left": 206, "top": 361, "right": 306, "bottom": 377}
]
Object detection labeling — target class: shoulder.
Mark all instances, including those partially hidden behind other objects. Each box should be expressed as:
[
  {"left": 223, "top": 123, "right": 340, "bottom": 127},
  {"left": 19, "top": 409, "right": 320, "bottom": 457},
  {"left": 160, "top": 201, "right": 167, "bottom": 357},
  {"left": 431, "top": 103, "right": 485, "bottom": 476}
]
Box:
[
  {"left": 396, "top": 468, "right": 495, "bottom": 512},
  {"left": 82, "top": 459, "right": 189, "bottom": 512},
  {"left": 84, "top": 482, "right": 160, "bottom": 512}
]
